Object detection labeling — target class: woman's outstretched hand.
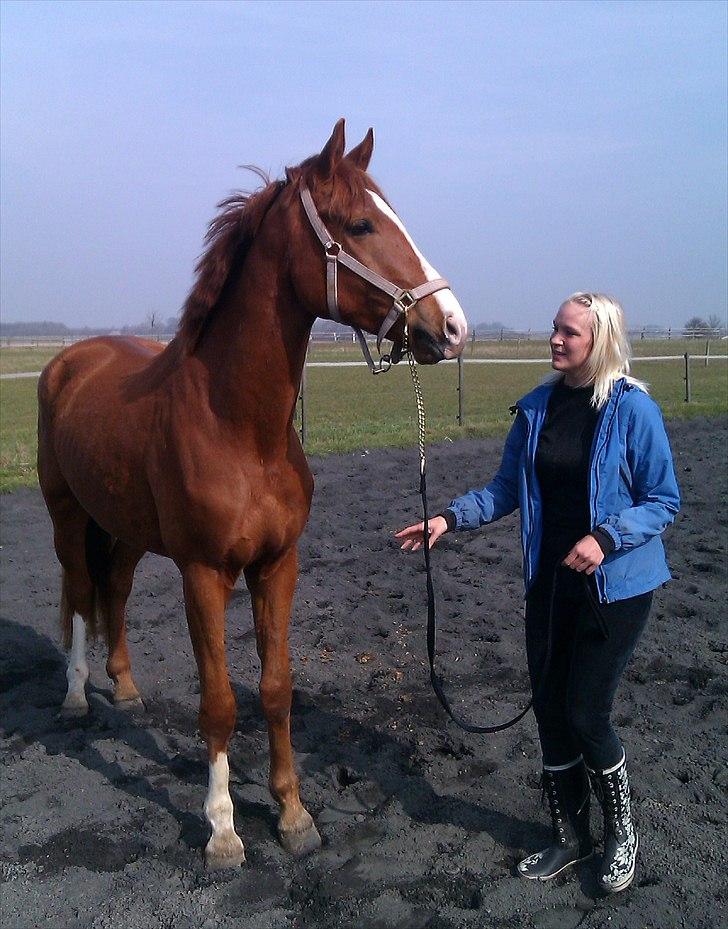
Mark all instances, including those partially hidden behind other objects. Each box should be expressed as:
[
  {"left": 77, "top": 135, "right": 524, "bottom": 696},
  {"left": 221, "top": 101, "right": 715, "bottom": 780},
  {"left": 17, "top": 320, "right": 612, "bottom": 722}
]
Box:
[
  {"left": 395, "top": 515, "right": 449, "bottom": 552},
  {"left": 562, "top": 534, "right": 605, "bottom": 574}
]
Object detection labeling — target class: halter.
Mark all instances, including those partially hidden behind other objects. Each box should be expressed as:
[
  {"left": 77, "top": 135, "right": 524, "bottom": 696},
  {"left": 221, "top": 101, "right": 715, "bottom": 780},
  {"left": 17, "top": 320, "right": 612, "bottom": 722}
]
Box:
[{"left": 299, "top": 185, "right": 450, "bottom": 373}]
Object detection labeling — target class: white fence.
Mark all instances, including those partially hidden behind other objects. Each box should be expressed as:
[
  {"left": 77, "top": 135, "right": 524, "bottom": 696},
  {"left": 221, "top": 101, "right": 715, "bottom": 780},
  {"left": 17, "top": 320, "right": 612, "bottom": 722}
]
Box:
[{"left": 2, "top": 326, "right": 726, "bottom": 348}]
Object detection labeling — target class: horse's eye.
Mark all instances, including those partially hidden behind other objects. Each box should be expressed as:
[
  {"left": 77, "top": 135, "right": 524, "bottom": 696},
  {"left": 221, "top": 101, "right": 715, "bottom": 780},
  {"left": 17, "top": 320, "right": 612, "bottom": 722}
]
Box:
[{"left": 346, "top": 219, "right": 374, "bottom": 236}]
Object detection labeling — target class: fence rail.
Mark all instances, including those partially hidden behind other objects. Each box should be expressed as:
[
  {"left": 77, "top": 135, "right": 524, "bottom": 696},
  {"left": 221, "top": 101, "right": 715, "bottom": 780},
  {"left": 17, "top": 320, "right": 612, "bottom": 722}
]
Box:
[{"left": 2, "top": 327, "right": 727, "bottom": 348}]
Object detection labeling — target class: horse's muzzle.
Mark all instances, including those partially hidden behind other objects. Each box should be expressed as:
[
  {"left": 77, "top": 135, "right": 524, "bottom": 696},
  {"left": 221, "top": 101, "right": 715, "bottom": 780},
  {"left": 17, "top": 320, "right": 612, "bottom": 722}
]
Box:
[{"left": 409, "top": 325, "right": 447, "bottom": 364}]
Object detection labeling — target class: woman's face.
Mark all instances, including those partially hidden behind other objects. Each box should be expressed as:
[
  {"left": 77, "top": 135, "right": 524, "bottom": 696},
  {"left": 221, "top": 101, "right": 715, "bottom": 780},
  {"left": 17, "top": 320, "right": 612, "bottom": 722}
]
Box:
[{"left": 550, "top": 301, "right": 594, "bottom": 384}]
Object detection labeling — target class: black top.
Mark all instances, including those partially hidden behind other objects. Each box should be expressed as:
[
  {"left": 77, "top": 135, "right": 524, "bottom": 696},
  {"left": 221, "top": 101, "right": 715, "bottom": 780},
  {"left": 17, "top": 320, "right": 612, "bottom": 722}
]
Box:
[
  {"left": 439, "top": 381, "right": 615, "bottom": 564},
  {"left": 535, "top": 381, "right": 601, "bottom": 570}
]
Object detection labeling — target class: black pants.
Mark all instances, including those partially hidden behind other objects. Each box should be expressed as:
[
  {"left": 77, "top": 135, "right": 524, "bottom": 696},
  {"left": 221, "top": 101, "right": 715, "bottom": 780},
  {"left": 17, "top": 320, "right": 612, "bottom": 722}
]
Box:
[{"left": 525, "top": 566, "right": 652, "bottom": 771}]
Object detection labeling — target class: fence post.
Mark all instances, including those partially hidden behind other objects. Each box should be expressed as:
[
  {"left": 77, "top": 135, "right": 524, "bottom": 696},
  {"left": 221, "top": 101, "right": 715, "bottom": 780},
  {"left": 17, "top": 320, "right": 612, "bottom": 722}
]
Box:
[
  {"left": 457, "top": 354, "right": 464, "bottom": 426},
  {"left": 668, "top": 328, "right": 671, "bottom": 340},
  {"left": 705, "top": 337, "right": 710, "bottom": 366},
  {"left": 683, "top": 353, "right": 691, "bottom": 403}
]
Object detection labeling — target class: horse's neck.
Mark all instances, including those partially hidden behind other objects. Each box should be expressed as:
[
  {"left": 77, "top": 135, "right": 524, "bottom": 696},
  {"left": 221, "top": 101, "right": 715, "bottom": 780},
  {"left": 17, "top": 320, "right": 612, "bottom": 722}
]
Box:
[{"left": 190, "top": 259, "right": 313, "bottom": 441}]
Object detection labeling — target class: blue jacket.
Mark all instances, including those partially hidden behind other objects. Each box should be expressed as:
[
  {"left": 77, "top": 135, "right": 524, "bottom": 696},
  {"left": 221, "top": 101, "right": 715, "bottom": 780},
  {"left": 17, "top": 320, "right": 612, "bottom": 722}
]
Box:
[{"left": 447, "top": 378, "right": 680, "bottom": 603}]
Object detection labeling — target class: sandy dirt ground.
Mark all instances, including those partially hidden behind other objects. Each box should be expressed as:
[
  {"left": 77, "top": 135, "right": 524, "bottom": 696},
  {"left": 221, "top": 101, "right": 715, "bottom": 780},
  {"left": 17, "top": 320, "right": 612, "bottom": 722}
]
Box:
[{"left": 1, "top": 416, "right": 726, "bottom": 929}]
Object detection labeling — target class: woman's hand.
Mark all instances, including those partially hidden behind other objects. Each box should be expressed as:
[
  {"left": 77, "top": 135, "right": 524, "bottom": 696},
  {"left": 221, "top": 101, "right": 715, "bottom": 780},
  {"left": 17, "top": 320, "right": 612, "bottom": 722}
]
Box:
[
  {"left": 395, "top": 515, "right": 449, "bottom": 552},
  {"left": 562, "top": 535, "right": 605, "bottom": 575}
]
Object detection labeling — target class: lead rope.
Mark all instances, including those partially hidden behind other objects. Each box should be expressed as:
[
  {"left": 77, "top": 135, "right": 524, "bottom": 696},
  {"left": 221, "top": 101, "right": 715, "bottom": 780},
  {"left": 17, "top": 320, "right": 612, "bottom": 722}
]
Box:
[{"left": 403, "top": 312, "right": 553, "bottom": 734}]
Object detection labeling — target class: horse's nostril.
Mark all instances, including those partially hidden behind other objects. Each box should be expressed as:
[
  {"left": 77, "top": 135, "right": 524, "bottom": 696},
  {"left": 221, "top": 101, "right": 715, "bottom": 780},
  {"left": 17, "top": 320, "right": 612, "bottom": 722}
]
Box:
[{"left": 445, "top": 316, "right": 461, "bottom": 342}]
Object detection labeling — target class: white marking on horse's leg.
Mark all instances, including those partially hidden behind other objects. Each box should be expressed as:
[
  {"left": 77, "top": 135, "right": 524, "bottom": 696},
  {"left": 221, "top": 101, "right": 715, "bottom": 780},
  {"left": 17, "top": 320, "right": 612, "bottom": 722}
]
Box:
[
  {"left": 203, "top": 752, "right": 245, "bottom": 868},
  {"left": 367, "top": 190, "right": 468, "bottom": 355},
  {"left": 62, "top": 614, "right": 89, "bottom": 713}
]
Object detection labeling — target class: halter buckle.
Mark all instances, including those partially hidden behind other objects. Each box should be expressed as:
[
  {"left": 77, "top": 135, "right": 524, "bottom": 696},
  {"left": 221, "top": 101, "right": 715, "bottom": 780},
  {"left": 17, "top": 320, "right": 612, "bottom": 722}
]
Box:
[
  {"left": 395, "top": 291, "right": 418, "bottom": 312},
  {"left": 324, "top": 240, "right": 342, "bottom": 257}
]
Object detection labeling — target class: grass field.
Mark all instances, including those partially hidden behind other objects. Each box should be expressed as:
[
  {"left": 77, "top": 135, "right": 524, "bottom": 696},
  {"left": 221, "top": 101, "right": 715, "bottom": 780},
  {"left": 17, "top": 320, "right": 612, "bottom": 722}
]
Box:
[{"left": 2, "top": 341, "right": 726, "bottom": 491}]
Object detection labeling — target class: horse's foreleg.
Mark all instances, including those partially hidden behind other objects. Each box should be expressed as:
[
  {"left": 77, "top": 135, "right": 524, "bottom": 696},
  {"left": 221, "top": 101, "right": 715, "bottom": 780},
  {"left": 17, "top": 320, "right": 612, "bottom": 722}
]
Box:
[
  {"left": 245, "top": 547, "right": 321, "bottom": 857},
  {"left": 102, "top": 543, "right": 144, "bottom": 707},
  {"left": 183, "top": 563, "right": 245, "bottom": 869}
]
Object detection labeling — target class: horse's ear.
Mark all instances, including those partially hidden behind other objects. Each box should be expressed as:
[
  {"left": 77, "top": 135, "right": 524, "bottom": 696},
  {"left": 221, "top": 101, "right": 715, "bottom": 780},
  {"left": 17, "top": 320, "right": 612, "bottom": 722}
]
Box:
[
  {"left": 345, "top": 128, "right": 374, "bottom": 172},
  {"left": 314, "top": 118, "right": 346, "bottom": 180}
]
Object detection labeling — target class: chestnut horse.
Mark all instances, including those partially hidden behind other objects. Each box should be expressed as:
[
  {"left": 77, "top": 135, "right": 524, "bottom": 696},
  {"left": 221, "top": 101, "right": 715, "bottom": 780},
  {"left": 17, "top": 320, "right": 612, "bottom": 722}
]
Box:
[{"left": 37, "top": 120, "right": 467, "bottom": 868}]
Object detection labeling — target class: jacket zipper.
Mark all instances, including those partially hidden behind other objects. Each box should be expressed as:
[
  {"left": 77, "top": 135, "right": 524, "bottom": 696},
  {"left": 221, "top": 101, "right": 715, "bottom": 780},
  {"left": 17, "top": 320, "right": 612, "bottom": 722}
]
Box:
[
  {"left": 522, "top": 405, "right": 538, "bottom": 591},
  {"left": 589, "top": 382, "right": 625, "bottom": 603}
]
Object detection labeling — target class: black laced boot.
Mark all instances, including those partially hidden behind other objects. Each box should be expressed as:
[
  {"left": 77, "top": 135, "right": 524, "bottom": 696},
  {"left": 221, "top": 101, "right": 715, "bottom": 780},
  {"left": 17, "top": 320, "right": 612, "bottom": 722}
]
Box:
[
  {"left": 518, "top": 757, "right": 593, "bottom": 881},
  {"left": 588, "top": 752, "right": 638, "bottom": 894}
]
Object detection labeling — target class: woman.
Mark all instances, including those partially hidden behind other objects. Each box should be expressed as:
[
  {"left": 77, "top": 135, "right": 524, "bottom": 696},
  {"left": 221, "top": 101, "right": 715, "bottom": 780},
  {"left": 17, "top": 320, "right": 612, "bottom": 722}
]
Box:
[{"left": 396, "top": 293, "right": 680, "bottom": 894}]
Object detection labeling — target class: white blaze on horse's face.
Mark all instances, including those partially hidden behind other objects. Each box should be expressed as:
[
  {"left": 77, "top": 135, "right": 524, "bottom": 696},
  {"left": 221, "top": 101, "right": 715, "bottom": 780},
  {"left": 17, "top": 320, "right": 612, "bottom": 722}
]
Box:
[{"left": 367, "top": 190, "right": 468, "bottom": 358}]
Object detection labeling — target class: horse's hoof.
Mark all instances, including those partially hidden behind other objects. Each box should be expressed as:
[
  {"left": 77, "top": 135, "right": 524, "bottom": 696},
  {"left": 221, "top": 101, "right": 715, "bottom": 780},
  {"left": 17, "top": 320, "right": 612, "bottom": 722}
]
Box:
[
  {"left": 114, "top": 696, "right": 146, "bottom": 714},
  {"left": 204, "top": 832, "right": 246, "bottom": 870},
  {"left": 279, "top": 822, "right": 322, "bottom": 857},
  {"left": 58, "top": 699, "right": 89, "bottom": 719}
]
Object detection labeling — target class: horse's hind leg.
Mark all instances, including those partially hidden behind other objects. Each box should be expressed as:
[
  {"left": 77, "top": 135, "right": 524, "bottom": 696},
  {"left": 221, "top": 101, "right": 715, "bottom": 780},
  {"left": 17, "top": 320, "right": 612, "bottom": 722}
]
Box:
[
  {"left": 45, "top": 490, "right": 143, "bottom": 714},
  {"left": 245, "top": 547, "right": 321, "bottom": 857},
  {"left": 183, "top": 563, "right": 245, "bottom": 869},
  {"left": 46, "top": 495, "right": 100, "bottom": 717},
  {"left": 101, "top": 542, "right": 144, "bottom": 707}
]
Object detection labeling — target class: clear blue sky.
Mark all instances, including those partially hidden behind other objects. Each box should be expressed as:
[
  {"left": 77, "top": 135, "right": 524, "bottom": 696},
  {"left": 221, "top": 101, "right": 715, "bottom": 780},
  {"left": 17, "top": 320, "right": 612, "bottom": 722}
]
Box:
[{"left": 1, "top": 0, "right": 726, "bottom": 330}]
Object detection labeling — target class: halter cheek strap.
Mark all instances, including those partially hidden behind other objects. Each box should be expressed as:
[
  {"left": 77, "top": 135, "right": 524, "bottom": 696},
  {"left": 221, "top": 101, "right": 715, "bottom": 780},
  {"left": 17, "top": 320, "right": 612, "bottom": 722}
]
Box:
[{"left": 299, "top": 185, "right": 450, "bottom": 373}]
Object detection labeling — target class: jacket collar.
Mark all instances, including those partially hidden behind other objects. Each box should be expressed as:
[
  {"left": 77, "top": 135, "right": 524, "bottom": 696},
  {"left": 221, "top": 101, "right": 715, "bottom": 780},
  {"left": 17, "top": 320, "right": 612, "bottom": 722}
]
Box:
[{"left": 516, "top": 376, "right": 631, "bottom": 416}]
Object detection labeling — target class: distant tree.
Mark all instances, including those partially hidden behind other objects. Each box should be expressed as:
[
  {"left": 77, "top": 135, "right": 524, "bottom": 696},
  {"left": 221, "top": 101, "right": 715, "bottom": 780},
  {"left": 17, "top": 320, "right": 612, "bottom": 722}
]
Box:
[
  {"left": 707, "top": 314, "right": 725, "bottom": 333},
  {"left": 683, "top": 316, "right": 709, "bottom": 338}
]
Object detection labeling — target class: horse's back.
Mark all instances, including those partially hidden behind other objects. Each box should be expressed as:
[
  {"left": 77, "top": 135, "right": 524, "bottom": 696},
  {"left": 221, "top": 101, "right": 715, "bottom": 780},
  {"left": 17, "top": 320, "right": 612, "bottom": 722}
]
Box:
[{"left": 39, "top": 336, "right": 164, "bottom": 408}]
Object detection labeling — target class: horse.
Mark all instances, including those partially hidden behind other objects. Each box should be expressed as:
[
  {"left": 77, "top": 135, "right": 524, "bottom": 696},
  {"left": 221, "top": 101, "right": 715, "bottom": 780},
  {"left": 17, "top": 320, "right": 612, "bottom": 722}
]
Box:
[{"left": 37, "top": 119, "right": 468, "bottom": 868}]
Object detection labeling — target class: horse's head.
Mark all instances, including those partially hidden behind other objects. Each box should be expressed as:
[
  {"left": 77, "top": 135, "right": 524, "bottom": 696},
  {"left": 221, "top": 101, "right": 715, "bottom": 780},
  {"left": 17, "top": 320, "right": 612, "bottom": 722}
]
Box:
[{"left": 284, "top": 119, "right": 468, "bottom": 365}]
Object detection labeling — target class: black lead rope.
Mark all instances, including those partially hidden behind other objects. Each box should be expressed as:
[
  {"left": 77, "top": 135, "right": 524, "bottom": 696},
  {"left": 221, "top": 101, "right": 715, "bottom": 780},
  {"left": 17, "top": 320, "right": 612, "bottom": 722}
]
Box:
[
  {"left": 419, "top": 464, "right": 559, "bottom": 733},
  {"left": 404, "top": 327, "right": 606, "bottom": 734},
  {"left": 420, "top": 467, "right": 609, "bottom": 733}
]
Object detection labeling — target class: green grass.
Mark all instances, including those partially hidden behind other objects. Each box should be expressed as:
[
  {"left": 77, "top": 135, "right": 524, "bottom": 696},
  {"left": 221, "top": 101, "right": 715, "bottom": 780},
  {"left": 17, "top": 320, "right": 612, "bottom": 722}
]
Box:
[
  {"left": 2, "top": 343, "right": 726, "bottom": 491},
  {"left": 0, "top": 377, "right": 40, "bottom": 491},
  {"left": 300, "top": 357, "right": 728, "bottom": 455},
  {"left": 0, "top": 346, "right": 63, "bottom": 375}
]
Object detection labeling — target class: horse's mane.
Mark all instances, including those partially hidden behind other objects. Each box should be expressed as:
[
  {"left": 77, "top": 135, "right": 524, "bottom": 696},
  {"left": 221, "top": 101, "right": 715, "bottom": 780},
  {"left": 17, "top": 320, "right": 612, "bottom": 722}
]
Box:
[
  {"left": 178, "top": 159, "right": 384, "bottom": 352},
  {"left": 178, "top": 167, "right": 285, "bottom": 351}
]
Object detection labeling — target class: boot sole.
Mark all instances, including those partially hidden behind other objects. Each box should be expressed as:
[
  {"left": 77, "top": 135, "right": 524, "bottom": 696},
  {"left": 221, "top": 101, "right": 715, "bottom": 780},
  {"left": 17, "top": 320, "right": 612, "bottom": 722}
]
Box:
[{"left": 518, "top": 850, "right": 594, "bottom": 882}]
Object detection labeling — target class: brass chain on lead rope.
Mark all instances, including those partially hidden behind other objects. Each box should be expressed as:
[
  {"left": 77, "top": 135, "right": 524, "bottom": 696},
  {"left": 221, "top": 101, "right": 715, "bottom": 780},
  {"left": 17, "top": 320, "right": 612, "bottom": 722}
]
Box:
[
  {"left": 401, "top": 310, "right": 538, "bottom": 733},
  {"left": 403, "top": 308, "right": 427, "bottom": 478}
]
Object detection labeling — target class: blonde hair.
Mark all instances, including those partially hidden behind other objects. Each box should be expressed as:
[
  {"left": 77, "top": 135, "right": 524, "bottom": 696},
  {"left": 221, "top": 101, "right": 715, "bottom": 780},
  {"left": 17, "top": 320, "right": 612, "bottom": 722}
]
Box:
[{"left": 554, "top": 292, "right": 647, "bottom": 408}]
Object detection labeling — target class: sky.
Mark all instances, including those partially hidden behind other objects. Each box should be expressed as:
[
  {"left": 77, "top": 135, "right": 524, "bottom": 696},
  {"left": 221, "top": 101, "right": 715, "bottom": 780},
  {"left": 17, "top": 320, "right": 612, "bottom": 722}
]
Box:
[{"left": 1, "top": 0, "right": 726, "bottom": 331}]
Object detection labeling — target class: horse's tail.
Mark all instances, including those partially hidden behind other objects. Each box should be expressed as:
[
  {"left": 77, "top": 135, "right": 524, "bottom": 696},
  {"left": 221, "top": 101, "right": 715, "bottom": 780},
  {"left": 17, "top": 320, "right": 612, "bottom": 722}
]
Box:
[{"left": 60, "top": 517, "right": 114, "bottom": 649}]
